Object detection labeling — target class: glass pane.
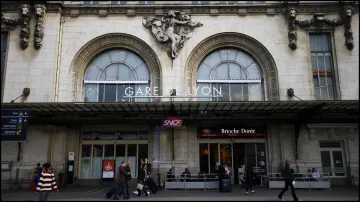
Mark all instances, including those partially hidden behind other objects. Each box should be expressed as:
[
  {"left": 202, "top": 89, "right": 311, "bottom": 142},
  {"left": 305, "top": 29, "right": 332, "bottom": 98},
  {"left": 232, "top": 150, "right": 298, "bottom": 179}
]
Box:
[
  {"left": 138, "top": 131, "right": 148, "bottom": 140},
  {"left": 115, "top": 144, "right": 125, "bottom": 174},
  {"left": 310, "top": 35, "right": 317, "bottom": 52},
  {"left": 311, "top": 56, "right": 318, "bottom": 71},
  {"left": 321, "top": 151, "right": 332, "bottom": 176},
  {"left": 246, "top": 63, "right": 262, "bottom": 79},
  {"left": 214, "top": 83, "right": 229, "bottom": 101},
  {"left": 317, "top": 56, "right": 325, "bottom": 72},
  {"left": 246, "top": 143, "right": 256, "bottom": 169},
  {"left": 92, "top": 144, "right": 103, "bottom": 179},
  {"left": 199, "top": 143, "right": 209, "bottom": 174},
  {"left": 243, "top": 84, "right": 249, "bottom": 101},
  {"left": 314, "top": 87, "right": 321, "bottom": 100},
  {"left": 328, "top": 87, "right": 335, "bottom": 100},
  {"left": 314, "top": 35, "right": 323, "bottom": 52},
  {"left": 104, "top": 84, "right": 117, "bottom": 102},
  {"left": 93, "top": 52, "right": 111, "bottom": 70},
  {"left": 94, "top": 132, "right": 114, "bottom": 140},
  {"left": 121, "top": 131, "right": 138, "bottom": 140},
  {"left": 81, "top": 145, "right": 92, "bottom": 179},
  {"left": 249, "top": 84, "right": 263, "bottom": 101},
  {"left": 98, "top": 84, "right": 105, "bottom": 102},
  {"left": 324, "top": 56, "right": 332, "bottom": 72},
  {"left": 322, "top": 34, "right": 330, "bottom": 52},
  {"left": 236, "top": 51, "right": 252, "bottom": 67},
  {"left": 104, "top": 64, "right": 119, "bottom": 80},
  {"left": 212, "top": 63, "right": 228, "bottom": 80},
  {"left": 81, "top": 132, "right": 94, "bottom": 140},
  {"left": 127, "top": 144, "right": 137, "bottom": 178},
  {"left": 202, "top": 51, "right": 221, "bottom": 68},
  {"left": 117, "top": 84, "right": 134, "bottom": 102},
  {"left": 197, "top": 83, "right": 211, "bottom": 101},
  {"left": 219, "top": 49, "right": 229, "bottom": 61},
  {"left": 135, "top": 64, "right": 150, "bottom": 80},
  {"left": 118, "top": 64, "right": 136, "bottom": 80},
  {"left": 320, "top": 87, "right": 329, "bottom": 100},
  {"left": 138, "top": 144, "right": 148, "bottom": 165},
  {"left": 228, "top": 63, "right": 241, "bottom": 79},
  {"left": 125, "top": 52, "right": 143, "bottom": 69},
  {"left": 313, "top": 78, "right": 319, "bottom": 87},
  {"left": 227, "top": 49, "right": 237, "bottom": 61},
  {"left": 209, "top": 143, "right": 219, "bottom": 174},
  {"left": 84, "top": 84, "right": 98, "bottom": 102},
  {"left": 197, "top": 63, "right": 212, "bottom": 80},
  {"left": 220, "top": 144, "right": 232, "bottom": 175},
  {"left": 319, "top": 77, "right": 327, "bottom": 87},
  {"left": 332, "top": 151, "right": 345, "bottom": 176},
  {"left": 326, "top": 77, "right": 333, "bottom": 86},
  {"left": 84, "top": 64, "right": 101, "bottom": 80},
  {"left": 320, "top": 142, "right": 341, "bottom": 148},
  {"left": 104, "top": 145, "right": 115, "bottom": 160},
  {"left": 230, "top": 83, "right": 243, "bottom": 101},
  {"left": 256, "top": 143, "right": 267, "bottom": 173},
  {"left": 1, "top": 32, "right": 8, "bottom": 52}
]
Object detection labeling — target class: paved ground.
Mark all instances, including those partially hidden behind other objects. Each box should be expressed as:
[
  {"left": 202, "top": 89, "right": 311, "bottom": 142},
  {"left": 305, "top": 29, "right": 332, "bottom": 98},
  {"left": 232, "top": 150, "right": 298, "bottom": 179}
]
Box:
[{"left": 1, "top": 185, "right": 359, "bottom": 201}]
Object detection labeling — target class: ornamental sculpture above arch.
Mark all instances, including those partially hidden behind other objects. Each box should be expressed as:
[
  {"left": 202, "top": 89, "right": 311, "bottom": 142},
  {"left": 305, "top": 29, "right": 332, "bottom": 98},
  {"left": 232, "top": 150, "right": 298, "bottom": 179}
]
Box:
[{"left": 142, "top": 10, "right": 203, "bottom": 59}]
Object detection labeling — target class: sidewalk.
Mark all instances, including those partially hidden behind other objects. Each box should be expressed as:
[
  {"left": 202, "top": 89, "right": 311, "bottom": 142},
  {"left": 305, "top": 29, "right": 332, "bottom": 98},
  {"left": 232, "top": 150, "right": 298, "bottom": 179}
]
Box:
[{"left": 1, "top": 186, "right": 359, "bottom": 201}]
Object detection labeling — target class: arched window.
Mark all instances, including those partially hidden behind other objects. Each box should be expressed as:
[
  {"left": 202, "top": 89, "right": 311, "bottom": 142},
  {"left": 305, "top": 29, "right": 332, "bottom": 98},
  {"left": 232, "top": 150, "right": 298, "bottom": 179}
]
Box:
[
  {"left": 197, "top": 48, "right": 264, "bottom": 101},
  {"left": 84, "top": 49, "right": 150, "bottom": 102}
]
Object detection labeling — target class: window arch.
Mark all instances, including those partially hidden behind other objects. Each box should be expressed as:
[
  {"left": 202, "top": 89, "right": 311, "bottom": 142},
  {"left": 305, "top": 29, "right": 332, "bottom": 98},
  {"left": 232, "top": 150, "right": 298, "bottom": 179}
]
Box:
[
  {"left": 84, "top": 49, "right": 150, "bottom": 102},
  {"left": 197, "top": 48, "right": 264, "bottom": 101}
]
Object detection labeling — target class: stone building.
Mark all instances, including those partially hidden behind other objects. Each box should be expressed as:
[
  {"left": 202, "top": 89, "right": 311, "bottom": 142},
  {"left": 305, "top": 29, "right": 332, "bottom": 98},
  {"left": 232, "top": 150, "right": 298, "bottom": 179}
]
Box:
[{"left": 1, "top": 1, "right": 358, "bottom": 188}]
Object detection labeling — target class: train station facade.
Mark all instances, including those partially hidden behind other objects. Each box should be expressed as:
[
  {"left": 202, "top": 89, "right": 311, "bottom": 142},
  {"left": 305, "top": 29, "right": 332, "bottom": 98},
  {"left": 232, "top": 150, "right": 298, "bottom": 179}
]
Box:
[{"left": 1, "top": 1, "right": 359, "bottom": 188}]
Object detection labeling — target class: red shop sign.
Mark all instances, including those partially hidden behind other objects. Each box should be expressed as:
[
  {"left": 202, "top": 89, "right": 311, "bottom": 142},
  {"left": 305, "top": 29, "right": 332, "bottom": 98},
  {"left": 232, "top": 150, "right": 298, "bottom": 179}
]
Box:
[{"left": 163, "top": 116, "right": 183, "bottom": 128}]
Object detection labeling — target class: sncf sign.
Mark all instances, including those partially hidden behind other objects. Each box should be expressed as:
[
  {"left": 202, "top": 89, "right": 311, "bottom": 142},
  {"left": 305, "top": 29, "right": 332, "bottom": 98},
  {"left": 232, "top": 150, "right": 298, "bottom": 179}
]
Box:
[{"left": 163, "top": 116, "right": 183, "bottom": 127}]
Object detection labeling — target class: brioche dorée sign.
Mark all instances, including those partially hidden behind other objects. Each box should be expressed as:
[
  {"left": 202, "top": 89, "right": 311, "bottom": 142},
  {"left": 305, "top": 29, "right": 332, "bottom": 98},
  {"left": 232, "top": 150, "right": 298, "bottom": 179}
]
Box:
[
  {"left": 197, "top": 127, "right": 267, "bottom": 137},
  {"left": 163, "top": 116, "right": 183, "bottom": 127}
]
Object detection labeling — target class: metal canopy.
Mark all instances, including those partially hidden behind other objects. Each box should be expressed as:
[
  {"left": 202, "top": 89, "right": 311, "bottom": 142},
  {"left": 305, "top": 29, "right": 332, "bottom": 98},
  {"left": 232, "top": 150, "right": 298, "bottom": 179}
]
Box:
[{"left": 1, "top": 100, "right": 358, "bottom": 123}]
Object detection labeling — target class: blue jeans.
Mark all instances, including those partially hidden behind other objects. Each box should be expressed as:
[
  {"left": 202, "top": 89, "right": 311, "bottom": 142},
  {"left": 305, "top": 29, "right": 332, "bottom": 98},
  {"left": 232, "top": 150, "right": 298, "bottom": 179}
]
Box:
[
  {"left": 34, "top": 176, "right": 40, "bottom": 187},
  {"left": 39, "top": 192, "right": 50, "bottom": 201}
]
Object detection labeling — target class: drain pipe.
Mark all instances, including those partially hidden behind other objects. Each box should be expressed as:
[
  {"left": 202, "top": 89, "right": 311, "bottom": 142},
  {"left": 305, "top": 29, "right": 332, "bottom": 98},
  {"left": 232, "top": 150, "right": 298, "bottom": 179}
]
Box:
[{"left": 53, "top": 16, "right": 65, "bottom": 102}]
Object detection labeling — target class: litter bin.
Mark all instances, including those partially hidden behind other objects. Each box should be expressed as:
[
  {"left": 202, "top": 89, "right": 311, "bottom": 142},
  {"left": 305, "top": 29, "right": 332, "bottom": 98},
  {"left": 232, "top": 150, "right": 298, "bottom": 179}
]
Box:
[{"left": 58, "top": 172, "right": 64, "bottom": 189}]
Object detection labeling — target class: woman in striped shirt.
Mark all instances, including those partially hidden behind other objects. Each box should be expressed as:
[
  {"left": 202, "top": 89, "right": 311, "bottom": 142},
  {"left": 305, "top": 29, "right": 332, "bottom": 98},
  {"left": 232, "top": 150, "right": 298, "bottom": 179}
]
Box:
[{"left": 35, "top": 162, "right": 59, "bottom": 201}]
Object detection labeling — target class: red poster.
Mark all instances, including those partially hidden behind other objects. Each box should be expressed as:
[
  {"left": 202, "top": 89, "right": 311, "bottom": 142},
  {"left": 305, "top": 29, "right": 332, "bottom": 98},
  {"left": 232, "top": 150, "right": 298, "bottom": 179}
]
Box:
[{"left": 102, "top": 160, "right": 115, "bottom": 178}]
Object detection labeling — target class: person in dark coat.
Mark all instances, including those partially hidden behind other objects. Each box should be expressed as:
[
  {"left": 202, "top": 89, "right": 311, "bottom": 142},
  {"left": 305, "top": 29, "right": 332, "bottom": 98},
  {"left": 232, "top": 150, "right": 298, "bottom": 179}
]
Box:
[
  {"left": 245, "top": 164, "right": 256, "bottom": 195},
  {"left": 218, "top": 163, "right": 226, "bottom": 192},
  {"left": 125, "top": 161, "right": 132, "bottom": 199},
  {"left": 278, "top": 158, "right": 302, "bottom": 201},
  {"left": 114, "top": 161, "right": 130, "bottom": 200},
  {"left": 137, "top": 163, "right": 149, "bottom": 197}
]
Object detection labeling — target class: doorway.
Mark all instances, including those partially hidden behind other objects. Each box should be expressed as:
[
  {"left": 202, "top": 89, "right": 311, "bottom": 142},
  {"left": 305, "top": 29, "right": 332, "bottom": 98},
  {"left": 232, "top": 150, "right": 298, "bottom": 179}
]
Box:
[{"left": 233, "top": 143, "right": 246, "bottom": 184}]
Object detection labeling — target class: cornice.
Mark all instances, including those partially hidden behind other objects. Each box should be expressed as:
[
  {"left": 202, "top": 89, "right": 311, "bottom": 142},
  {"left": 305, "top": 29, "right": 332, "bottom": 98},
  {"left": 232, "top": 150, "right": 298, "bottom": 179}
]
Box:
[{"left": 1, "top": 1, "right": 358, "bottom": 17}]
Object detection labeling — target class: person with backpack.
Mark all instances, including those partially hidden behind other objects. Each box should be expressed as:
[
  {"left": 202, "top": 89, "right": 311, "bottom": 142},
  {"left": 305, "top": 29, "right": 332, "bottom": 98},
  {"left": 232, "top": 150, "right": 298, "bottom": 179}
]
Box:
[
  {"left": 35, "top": 162, "right": 59, "bottom": 201},
  {"left": 278, "top": 158, "right": 302, "bottom": 201}
]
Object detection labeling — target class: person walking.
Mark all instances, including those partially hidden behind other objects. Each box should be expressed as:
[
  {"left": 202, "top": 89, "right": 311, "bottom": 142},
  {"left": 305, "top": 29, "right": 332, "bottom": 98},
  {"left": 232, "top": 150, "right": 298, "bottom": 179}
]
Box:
[
  {"left": 278, "top": 158, "right": 302, "bottom": 201},
  {"left": 125, "top": 161, "right": 132, "bottom": 199},
  {"left": 35, "top": 162, "right": 59, "bottom": 201},
  {"left": 245, "top": 164, "right": 256, "bottom": 195},
  {"left": 218, "top": 163, "right": 225, "bottom": 192},
  {"left": 114, "top": 161, "right": 130, "bottom": 200},
  {"left": 137, "top": 163, "right": 149, "bottom": 197}
]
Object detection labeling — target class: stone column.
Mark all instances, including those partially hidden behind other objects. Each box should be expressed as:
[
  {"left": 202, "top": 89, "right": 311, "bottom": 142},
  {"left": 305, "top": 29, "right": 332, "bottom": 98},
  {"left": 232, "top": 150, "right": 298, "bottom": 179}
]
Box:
[
  {"left": 159, "top": 127, "right": 173, "bottom": 175},
  {"left": 173, "top": 126, "right": 188, "bottom": 177},
  {"left": 151, "top": 126, "right": 160, "bottom": 182},
  {"left": 347, "top": 128, "right": 359, "bottom": 186},
  {"left": 267, "top": 124, "right": 282, "bottom": 173},
  {"left": 297, "top": 126, "right": 321, "bottom": 173}
]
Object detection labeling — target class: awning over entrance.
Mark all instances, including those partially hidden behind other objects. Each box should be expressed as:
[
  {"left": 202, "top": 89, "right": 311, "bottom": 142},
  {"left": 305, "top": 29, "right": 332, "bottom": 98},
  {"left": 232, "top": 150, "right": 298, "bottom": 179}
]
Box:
[{"left": 1, "top": 100, "right": 358, "bottom": 124}]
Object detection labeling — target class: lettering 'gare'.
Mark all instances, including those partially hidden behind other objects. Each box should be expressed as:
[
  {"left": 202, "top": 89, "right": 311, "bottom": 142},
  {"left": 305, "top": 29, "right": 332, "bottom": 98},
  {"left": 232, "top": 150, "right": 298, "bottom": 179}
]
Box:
[{"left": 0, "top": 1, "right": 359, "bottom": 188}]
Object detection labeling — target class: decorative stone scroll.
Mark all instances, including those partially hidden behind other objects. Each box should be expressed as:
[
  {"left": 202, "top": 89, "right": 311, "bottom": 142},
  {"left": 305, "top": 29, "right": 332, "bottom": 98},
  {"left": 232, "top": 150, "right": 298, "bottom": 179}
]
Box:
[
  {"left": 20, "top": 4, "right": 31, "bottom": 50},
  {"left": 286, "top": 7, "right": 354, "bottom": 51},
  {"left": 34, "top": 4, "right": 46, "bottom": 50},
  {"left": 142, "top": 10, "right": 203, "bottom": 59}
]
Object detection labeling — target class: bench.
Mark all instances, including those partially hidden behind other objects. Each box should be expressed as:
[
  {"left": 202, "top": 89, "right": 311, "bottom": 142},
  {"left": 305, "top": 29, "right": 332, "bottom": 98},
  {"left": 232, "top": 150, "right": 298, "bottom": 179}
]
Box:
[
  {"left": 164, "top": 173, "right": 219, "bottom": 191},
  {"left": 268, "top": 172, "right": 331, "bottom": 191}
]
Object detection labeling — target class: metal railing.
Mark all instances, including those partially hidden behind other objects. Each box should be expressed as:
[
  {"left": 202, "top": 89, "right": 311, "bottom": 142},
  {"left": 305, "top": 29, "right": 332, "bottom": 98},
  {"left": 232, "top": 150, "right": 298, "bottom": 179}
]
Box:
[
  {"left": 268, "top": 172, "right": 331, "bottom": 191},
  {"left": 164, "top": 173, "right": 219, "bottom": 191}
]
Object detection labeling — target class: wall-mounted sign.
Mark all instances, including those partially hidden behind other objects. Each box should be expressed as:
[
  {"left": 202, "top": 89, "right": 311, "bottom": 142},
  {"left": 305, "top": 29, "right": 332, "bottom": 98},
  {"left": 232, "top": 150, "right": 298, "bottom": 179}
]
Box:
[
  {"left": 1, "top": 110, "right": 29, "bottom": 142},
  {"left": 197, "top": 126, "right": 267, "bottom": 137},
  {"left": 163, "top": 116, "right": 183, "bottom": 128},
  {"left": 102, "top": 160, "right": 115, "bottom": 179},
  {"left": 68, "top": 152, "right": 75, "bottom": 161}
]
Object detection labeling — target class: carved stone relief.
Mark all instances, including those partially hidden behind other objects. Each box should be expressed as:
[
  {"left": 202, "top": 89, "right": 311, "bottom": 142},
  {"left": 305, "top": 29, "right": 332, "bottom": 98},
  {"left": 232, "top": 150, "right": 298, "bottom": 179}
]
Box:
[
  {"left": 1, "top": 4, "right": 47, "bottom": 50},
  {"left": 34, "top": 4, "right": 46, "bottom": 50},
  {"left": 185, "top": 33, "right": 280, "bottom": 101},
  {"left": 286, "top": 7, "right": 354, "bottom": 51},
  {"left": 142, "top": 10, "right": 203, "bottom": 59},
  {"left": 70, "top": 34, "right": 162, "bottom": 102}
]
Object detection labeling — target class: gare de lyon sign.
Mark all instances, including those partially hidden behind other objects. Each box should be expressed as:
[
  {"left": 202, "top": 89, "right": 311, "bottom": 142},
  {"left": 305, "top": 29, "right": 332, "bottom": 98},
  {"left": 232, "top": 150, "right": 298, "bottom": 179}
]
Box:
[{"left": 124, "top": 86, "right": 222, "bottom": 97}]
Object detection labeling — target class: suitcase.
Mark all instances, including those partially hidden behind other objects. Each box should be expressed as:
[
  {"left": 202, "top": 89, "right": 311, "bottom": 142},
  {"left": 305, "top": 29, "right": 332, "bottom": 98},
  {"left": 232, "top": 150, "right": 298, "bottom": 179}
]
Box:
[
  {"left": 221, "top": 179, "right": 231, "bottom": 192},
  {"left": 147, "top": 178, "right": 158, "bottom": 194},
  {"left": 105, "top": 187, "right": 117, "bottom": 199}
]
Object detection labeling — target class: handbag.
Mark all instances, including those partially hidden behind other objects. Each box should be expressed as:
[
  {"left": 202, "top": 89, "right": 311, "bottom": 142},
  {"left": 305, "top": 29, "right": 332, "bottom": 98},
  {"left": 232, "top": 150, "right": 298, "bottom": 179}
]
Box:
[{"left": 137, "top": 183, "right": 144, "bottom": 190}]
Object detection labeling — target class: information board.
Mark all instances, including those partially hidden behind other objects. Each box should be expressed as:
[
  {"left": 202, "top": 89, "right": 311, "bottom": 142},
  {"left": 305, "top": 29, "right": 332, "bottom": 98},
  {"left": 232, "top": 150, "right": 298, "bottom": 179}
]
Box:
[
  {"left": 102, "top": 160, "right": 115, "bottom": 178},
  {"left": 1, "top": 110, "right": 29, "bottom": 142}
]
